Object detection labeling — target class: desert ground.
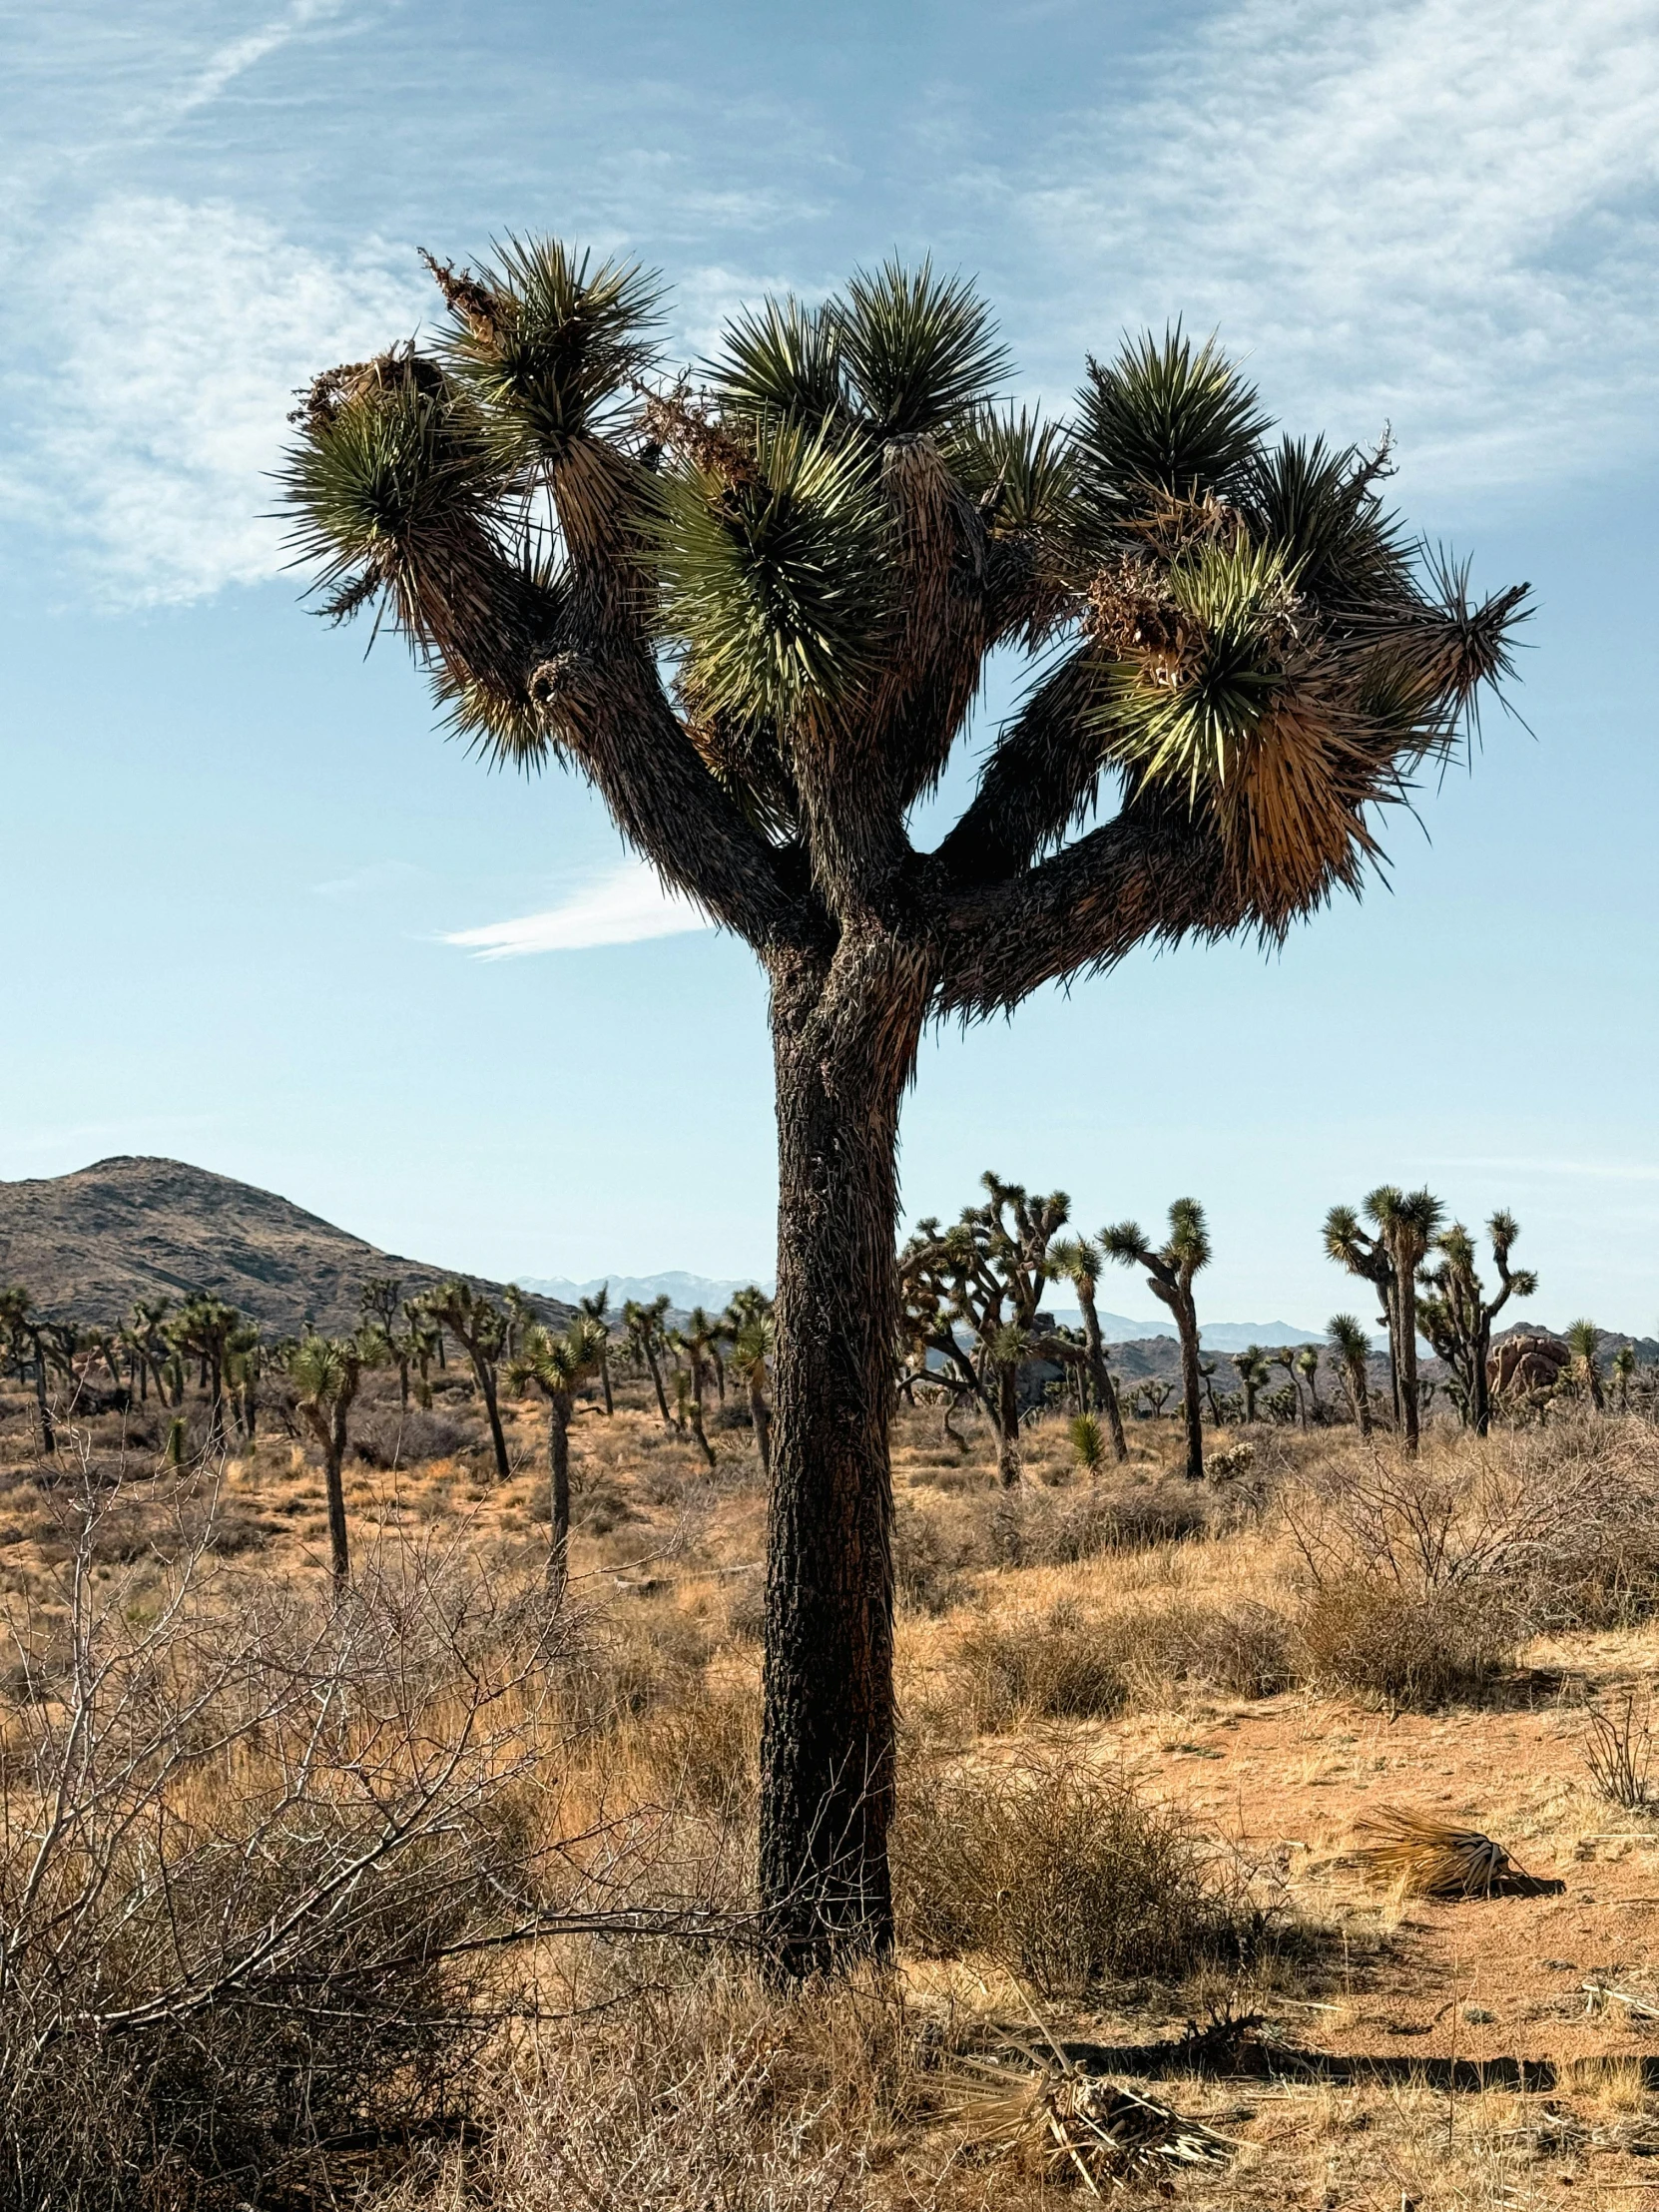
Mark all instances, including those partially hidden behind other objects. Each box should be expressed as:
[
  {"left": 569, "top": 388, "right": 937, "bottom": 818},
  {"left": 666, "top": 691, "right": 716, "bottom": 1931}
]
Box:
[{"left": 4, "top": 1365, "right": 1658, "bottom": 2209}]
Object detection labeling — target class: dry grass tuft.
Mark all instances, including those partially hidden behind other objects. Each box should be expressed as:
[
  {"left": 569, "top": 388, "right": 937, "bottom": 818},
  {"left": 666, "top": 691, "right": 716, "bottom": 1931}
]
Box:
[{"left": 1296, "top": 1576, "right": 1512, "bottom": 1710}]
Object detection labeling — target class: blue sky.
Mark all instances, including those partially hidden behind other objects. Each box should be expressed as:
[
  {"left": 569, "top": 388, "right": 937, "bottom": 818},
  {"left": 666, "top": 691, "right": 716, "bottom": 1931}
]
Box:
[{"left": 3, "top": 0, "right": 1657, "bottom": 1330}]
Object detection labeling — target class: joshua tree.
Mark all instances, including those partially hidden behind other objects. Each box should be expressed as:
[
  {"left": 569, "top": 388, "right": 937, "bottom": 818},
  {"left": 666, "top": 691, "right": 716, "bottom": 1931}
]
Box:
[
  {"left": 0, "top": 1288, "right": 57, "bottom": 1453},
  {"left": 675, "top": 1307, "right": 722, "bottom": 1468},
  {"left": 225, "top": 1321, "right": 263, "bottom": 1439},
  {"left": 731, "top": 1305, "right": 778, "bottom": 1476},
  {"left": 286, "top": 1331, "right": 376, "bottom": 1585},
  {"left": 168, "top": 1294, "right": 242, "bottom": 1452},
  {"left": 359, "top": 1275, "right": 414, "bottom": 1405},
  {"left": 1101, "top": 1201, "right": 1212, "bottom": 1480},
  {"left": 1232, "top": 1345, "right": 1271, "bottom": 1425},
  {"left": 123, "top": 1298, "right": 175, "bottom": 1404},
  {"left": 1137, "top": 1379, "right": 1175, "bottom": 1417},
  {"left": 1327, "top": 1313, "right": 1374, "bottom": 1434},
  {"left": 1296, "top": 1345, "right": 1323, "bottom": 1420},
  {"left": 623, "top": 1295, "right": 674, "bottom": 1427},
  {"left": 1566, "top": 1320, "right": 1606, "bottom": 1411},
  {"left": 403, "top": 1297, "right": 441, "bottom": 1405},
  {"left": 508, "top": 1315, "right": 608, "bottom": 1592},
  {"left": 899, "top": 1174, "right": 1069, "bottom": 1483},
  {"left": 1324, "top": 1206, "right": 1399, "bottom": 1423},
  {"left": 1365, "top": 1188, "right": 1443, "bottom": 1452},
  {"left": 1415, "top": 1212, "right": 1535, "bottom": 1436},
  {"left": 578, "top": 1287, "right": 616, "bottom": 1413},
  {"left": 1049, "top": 1236, "right": 1128, "bottom": 1462},
  {"left": 281, "top": 242, "right": 1525, "bottom": 1973},
  {"left": 424, "top": 1282, "right": 512, "bottom": 1478}
]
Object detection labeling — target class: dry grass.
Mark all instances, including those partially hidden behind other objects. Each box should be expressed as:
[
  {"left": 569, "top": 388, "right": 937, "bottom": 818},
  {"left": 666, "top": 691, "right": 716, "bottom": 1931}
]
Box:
[{"left": 4, "top": 1383, "right": 1659, "bottom": 2205}]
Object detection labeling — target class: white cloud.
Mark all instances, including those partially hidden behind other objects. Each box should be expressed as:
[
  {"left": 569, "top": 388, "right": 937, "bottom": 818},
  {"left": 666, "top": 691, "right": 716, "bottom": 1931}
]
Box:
[
  {"left": 1023, "top": 0, "right": 1659, "bottom": 491},
  {"left": 175, "top": 0, "right": 348, "bottom": 117},
  {"left": 2, "top": 195, "right": 425, "bottom": 603},
  {"left": 444, "top": 861, "right": 713, "bottom": 958}
]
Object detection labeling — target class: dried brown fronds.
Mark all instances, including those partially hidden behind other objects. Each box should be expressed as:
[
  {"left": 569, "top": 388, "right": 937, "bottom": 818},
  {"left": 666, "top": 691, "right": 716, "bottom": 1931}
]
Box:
[
  {"left": 949, "top": 2050, "right": 1237, "bottom": 2195},
  {"left": 636, "top": 380, "right": 760, "bottom": 489},
  {"left": 1354, "top": 1806, "right": 1564, "bottom": 1899},
  {"left": 419, "top": 248, "right": 500, "bottom": 336}
]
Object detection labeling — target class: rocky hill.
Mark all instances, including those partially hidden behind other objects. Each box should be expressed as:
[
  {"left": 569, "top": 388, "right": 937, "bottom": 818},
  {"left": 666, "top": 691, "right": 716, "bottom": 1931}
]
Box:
[{"left": 0, "top": 1157, "right": 569, "bottom": 1338}]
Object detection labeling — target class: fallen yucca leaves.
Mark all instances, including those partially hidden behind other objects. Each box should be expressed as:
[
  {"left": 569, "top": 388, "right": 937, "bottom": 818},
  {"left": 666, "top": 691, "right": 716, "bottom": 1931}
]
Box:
[
  {"left": 1354, "top": 1806, "right": 1564, "bottom": 1899},
  {"left": 948, "top": 2048, "right": 1237, "bottom": 2194}
]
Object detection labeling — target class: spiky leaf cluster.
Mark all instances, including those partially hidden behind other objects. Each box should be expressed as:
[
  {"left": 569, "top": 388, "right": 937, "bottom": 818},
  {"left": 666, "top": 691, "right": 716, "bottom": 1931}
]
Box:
[{"left": 280, "top": 239, "right": 1529, "bottom": 968}]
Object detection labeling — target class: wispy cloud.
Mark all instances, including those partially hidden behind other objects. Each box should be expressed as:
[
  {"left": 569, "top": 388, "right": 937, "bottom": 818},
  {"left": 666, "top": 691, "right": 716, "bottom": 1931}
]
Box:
[
  {"left": 1, "top": 196, "right": 425, "bottom": 602},
  {"left": 443, "top": 862, "right": 713, "bottom": 958},
  {"left": 175, "top": 0, "right": 348, "bottom": 117},
  {"left": 1022, "top": 0, "right": 1659, "bottom": 491}
]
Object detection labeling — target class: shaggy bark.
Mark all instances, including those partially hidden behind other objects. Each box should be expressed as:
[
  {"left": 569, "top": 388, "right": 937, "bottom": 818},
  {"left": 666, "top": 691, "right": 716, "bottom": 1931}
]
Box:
[{"left": 759, "top": 942, "right": 922, "bottom": 1972}]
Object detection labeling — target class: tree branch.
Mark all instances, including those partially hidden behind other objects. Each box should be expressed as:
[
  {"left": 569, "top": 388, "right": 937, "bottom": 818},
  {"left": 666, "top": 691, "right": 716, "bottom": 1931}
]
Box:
[{"left": 929, "top": 799, "right": 1235, "bottom": 1019}]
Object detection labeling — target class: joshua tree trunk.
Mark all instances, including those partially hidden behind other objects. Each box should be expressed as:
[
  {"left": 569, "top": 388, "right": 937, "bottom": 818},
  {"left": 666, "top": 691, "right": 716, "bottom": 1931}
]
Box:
[
  {"left": 30, "top": 1340, "right": 53, "bottom": 1455},
  {"left": 760, "top": 949, "right": 918, "bottom": 1974},
  {"left": 321, "top": 1419, "right": 349, "bottom": 1586},
  {"left": 548, "top": 1395, "right": 572, "bottom": 1595},
  {"left": 1175, "top": 1297, "right": 1204, "bottom": 1481},
  {"left": 993, "top": 1362, "right": 1021, "bottom": 1486},
  {"left": 644, "top": 1345, "right": 671, "bottom": 1426},
  {"left": 465, "top": 1360, "right": 510, "bottom": 1479},
  {"left": 1396, "top": 1268, "right": 1421, "bottom": 1454},
  {"left": 598, "top": 1344, "right": 614, "bottom": 1417},
  {"left": 1075, "top": 1285, "right": 1128, "bottom": 1462},
  {"left": 749, "top": 1372, "right": 773, "bottom": 1479}
]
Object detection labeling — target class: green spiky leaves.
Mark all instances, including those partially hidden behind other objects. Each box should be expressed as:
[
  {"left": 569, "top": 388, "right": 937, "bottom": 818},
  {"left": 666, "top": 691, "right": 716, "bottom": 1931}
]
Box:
[
  {"left": 280, "top": 352, "right": 495, "bottom": 597},
  {"left": 711, "top": 297, "right": 847, "bottom": 430},
  {"left": 430, "top": 237, "right": 661, "bottom": 471},
  {"left": 655, "top": 415, "right": 886, "bottom": 733},
  {"left": 1098, "top": 534, "right": 1300, "bottom": 793},
  {"left": 839, "top": 261, "right": 1008, "bottom": 438},
  {"left": 1077, "top": 326, "right": 1269, "bottom": 515}
]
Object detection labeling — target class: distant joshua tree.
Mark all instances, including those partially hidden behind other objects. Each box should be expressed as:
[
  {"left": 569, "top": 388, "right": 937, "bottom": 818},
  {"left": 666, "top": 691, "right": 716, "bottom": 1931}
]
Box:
[
  {"left": 1101, "top": 1200, "right": 1211, "bottom": 1481},
  {"left": 169, "top": 1294, "right": 242, "bottom": 1453},
  {"left": 1232, "top": 1345, "right": 1271, "bottom": 1425},
  {"left": 424, "top": 1282, "right": 512, "bottom": 1478},
  {"left": 1612, "top": 1344, "right": 1636, "bottom": 1414},
  {"left": 1325, "top": 1188, "right": 1442, "bottom": 1450},
  {"left": 281, "top": 234, "right": 1526, "bottom": 1970},
  {"left": 508, "top": 1315, "right": 608, "bottom": 1592},
  {"left": 899, "top": 1174, "right": 1070, "bottom": 1484},
  {"left": 1049, "top": 1237, "right": 1128, "bottom": 1462},
  {"left": 1415, "top": 1212, "right": 1535, "bottom": 1435},
  {"left": 623, "top": 1295, "right": 674, "bottom": 1427},
  {"left": 286, "top": 1331, "right": 377, "bottom": 1585},
  {"left": 675, "top": 1307, "right": 722, "bottom": 1469},
  {"left": 730, "top": 1304, "right": 778, "bottom": 1476},
  {"left": 1566, "top": 1319, "right": 1606, "bottom": 1412},
  {"left": 1327, "top": 1314, "right": 1374, "bottom": 1434},
  {"left": 577, "top": 1287, "right": 616, "bottom": 1414}
]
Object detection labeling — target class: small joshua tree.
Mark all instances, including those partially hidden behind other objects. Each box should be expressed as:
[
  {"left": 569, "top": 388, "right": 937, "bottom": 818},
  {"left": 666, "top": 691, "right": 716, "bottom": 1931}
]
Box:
[
  {"left": 578, "top": 1287, "right": 616, "bottom": 1414},
  {"left": 623, "top": 1294, "right": 674, "bottom": 1427},
  {"left": 286, "top": 1330, "right": 377, "bottom": 1585},
  {"left": 1050, "top": 1237, "right": 1128, "bottom": 1462},
  {"left": 508, "top": 1315, "right": 608, "bottom": 1592},
  {"left": 1101, "top": 1200, "right": 1211, "bottom": 1480},
  {"left": 281, "top": 238, "right": 1526, "bottom": 1971},
  {"left": 1612, "top": 1343, "right": 1636, "bottom": 1414},
  {"left": 424, "top": 1282, "right": 512, "bottom": 1478},
  {"left": 1325, "top": 1187, "right": 1442, "bottom": 1450},
  {"left": 1232, "top": 1345, "right": 1271, "bottom": 1424},
  {"left": 899, "top": 1174, "right": 1070, "bottom": 1484},
  {"left": 1566, "top": 1320, "right": 1606, "bottom": 1412},
  {"left": 1327, "top": 1313, "right": 1374, "bottom": 1434},
  {"left": 1415, "top": 1211, "right": 1535, "bottom": 1435}
]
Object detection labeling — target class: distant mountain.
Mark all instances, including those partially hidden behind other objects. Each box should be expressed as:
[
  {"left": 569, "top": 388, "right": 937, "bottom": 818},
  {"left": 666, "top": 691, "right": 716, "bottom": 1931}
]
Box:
[
  {"left": 0, "top": 1157, "right": 571, "bottom": 1338},
  {"left": 520, "top": 1270, "right": 774, "bottom": 1315},
  {"left": 1046, "top": 1307, "right": 1324, "bottom": 1352}
]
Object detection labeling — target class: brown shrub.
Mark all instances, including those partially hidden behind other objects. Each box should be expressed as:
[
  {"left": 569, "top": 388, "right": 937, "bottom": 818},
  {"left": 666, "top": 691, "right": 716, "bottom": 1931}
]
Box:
[
  {"left": 1134, "top": 1595, "right": 1295, "bottom": 1699},
  {"left": 1295, "top": 1577, "right": 1513, "bottom": 1710},
  {"left": 951, "top": 1604, "right": 1130, "bottom": 1728},
  {"left": 893, "top": 1751, "right": 1273, "bottom": 1996}
]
